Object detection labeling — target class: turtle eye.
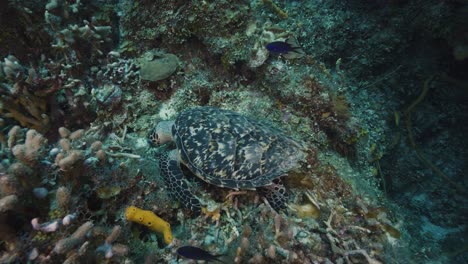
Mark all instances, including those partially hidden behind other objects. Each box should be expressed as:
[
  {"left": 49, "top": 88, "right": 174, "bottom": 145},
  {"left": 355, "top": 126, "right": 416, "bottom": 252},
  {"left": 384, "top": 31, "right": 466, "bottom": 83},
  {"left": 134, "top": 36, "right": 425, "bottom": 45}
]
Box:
[{"left": 148, "top": 129, "right": 160, "bottom": 146}]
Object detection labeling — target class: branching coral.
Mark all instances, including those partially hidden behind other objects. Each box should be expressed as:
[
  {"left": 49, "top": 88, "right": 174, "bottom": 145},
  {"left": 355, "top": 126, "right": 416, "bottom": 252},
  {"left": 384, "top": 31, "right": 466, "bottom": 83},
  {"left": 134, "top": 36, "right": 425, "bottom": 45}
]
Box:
[
  {"left": 0, "top": 54, "right": 87, "bottom": 133},
  {"left": 53, "top": 127, "right": 92, "bottom": 180},
  {"left": 96, "top": 225, "right": 129, "bottom": 259},
  {"left": 0, "top": 194, "right": 20, "bottom": 260},
  {"left": 45, "top": 0, "right": 113, "bottom": 63},
  {"left": 0, "top": 195, "right": 18, "bottom": 213},
  {"left": 11, "top": 129, "right": 47, "bottom": 168},
  {"left": 0, "top": 87, "right": 49, "bottom": 132},
  {"left": 0, "top": 58, "right": 50, "bottom": 133},
  {"left": 53, "top": 221, "right": 94, "bottom": 254},
  {"left": 1, "top": 0, "right": 114, "bottom": 133}
]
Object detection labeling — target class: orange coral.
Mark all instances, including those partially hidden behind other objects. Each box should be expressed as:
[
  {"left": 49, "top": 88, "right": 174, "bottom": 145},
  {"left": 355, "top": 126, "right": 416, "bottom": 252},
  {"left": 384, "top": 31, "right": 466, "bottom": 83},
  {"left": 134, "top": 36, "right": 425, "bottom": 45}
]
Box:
[{"left": 202, "top": 206, "right": 221, "bottom": 222}]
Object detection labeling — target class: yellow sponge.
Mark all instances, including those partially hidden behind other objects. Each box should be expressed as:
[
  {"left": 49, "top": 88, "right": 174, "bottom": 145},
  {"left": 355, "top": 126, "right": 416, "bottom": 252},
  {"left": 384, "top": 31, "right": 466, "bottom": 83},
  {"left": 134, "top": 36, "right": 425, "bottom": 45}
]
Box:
[{"left": 125, "top": 206, "right": 173, "bottom": 244}]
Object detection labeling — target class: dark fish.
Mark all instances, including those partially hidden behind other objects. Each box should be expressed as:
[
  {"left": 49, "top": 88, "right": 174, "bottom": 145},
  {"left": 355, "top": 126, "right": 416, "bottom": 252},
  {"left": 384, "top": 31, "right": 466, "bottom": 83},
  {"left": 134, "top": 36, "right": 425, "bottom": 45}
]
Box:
[
  {"left": 266, "top": 37, "right": 305, "bottom": 59},
  {"left": 177, "top": 246, "right": 225, "bottom": 263}
]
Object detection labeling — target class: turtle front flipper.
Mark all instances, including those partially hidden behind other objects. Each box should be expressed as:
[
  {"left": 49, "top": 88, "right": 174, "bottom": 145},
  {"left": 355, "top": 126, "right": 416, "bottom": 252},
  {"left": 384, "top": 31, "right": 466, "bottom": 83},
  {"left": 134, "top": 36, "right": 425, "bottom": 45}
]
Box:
[
  {"left": 258, "top": 179, "right": 288, "bottom": 213},
  {"left": 159, "top": 150, "right": 201, "bottom": 216}
]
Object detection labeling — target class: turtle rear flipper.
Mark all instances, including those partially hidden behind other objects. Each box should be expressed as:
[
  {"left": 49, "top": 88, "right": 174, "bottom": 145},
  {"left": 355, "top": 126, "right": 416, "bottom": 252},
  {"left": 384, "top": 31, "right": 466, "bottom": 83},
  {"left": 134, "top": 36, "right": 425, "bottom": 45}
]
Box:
[
  {"left": 159, "top": 151, "right": 201, "bottom": 215},
  {"left": 258, "top": 178, "right": 288, "bottom": 213}
]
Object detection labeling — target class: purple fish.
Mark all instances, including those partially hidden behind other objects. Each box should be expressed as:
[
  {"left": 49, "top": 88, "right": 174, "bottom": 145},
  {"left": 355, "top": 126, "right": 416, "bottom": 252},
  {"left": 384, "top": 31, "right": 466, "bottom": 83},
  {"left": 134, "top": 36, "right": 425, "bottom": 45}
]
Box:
[
  {"left": 177, "top": 246, "right": 225, "bottom": 263},
  {"left": 266, "top": 37, "right": 305, "bottom": 59}
]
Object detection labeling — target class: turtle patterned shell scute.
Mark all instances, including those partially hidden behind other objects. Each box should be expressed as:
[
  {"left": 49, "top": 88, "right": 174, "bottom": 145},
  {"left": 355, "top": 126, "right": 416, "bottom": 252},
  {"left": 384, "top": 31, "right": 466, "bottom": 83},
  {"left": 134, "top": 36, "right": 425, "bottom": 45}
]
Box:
[{"left": 173, "top": 107, "right": 305, "bottom": 189}]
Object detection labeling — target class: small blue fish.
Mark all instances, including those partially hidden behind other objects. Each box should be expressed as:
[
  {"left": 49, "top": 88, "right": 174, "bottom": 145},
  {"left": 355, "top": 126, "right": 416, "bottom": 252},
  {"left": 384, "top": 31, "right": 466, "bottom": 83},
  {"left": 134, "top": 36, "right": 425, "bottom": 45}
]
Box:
[
  {"left": 266, "top": 37, "right": 305, "bottom": 59},
  {"left": 177, "top": 246, "right": 225, "bottom": 263}
]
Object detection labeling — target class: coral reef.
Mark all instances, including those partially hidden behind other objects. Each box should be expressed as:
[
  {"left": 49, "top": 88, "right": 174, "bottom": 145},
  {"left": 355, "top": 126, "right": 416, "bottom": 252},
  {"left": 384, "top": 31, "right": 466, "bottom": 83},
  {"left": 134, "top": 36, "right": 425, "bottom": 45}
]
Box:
[
  {"left": 0, "top": 122, "right": 142, "bottom": 262},
  {"left": 0, "top": 57, "right": 50, "bottom": 133},
  {"left": 0, "top": 0, "right": 466, "bottom": 263},
  {"left": 0, "top": 0, "right": 115, "bottom": 134}
]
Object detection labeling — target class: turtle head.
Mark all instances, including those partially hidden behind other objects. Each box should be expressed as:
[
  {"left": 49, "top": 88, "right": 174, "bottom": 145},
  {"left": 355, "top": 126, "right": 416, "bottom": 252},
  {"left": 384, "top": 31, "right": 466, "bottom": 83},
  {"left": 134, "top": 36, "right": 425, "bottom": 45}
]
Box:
[{"left": 148, "top": 121, "right": 175, "bottom": 147}]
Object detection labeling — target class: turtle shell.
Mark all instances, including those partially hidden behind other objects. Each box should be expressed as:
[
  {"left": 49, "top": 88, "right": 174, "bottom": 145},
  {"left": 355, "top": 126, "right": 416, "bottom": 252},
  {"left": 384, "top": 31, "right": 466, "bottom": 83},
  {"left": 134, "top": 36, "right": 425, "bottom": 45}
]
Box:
[{"left": 173, "top": 107, "right": 305, "bottom": 189}]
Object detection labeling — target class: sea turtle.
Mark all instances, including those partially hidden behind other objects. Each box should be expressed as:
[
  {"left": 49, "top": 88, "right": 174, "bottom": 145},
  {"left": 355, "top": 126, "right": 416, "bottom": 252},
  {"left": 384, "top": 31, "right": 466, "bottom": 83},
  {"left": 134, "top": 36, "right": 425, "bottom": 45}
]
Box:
[{"left": 148, "top": 106, "right": 305, "bottom": 215}]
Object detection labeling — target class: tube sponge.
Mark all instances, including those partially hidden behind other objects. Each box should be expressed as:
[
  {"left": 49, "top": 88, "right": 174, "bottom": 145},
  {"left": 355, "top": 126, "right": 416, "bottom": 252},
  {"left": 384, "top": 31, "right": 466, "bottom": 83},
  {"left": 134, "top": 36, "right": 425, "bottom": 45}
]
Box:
[{"left": 125, "top": 206, "right": 173, "bottom": 244}]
